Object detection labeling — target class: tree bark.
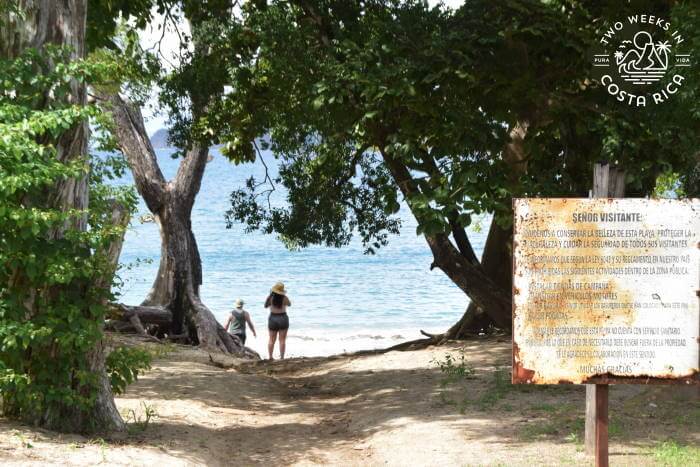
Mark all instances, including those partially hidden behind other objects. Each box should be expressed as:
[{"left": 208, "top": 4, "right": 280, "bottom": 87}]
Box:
[
  {"left": 109, "top": 304, "right": 173, "bottom": 328},
  {"left": 96, "top": 92, "right": 248, "bottom": 355},
  {"left": 445, "top": 219, "right": 513, "bottom": 338},
  {"left": 439, "top": 121, "right": 531, "bottom": 337},
  {"left": 2, "top": 0, "right": 124, "bottom": 432},
  {"left": 98, "top": 199, "right": 131, "bottom": 290},
  {"left": 380, "top": 150, "right": 512, "bottom": 329}
]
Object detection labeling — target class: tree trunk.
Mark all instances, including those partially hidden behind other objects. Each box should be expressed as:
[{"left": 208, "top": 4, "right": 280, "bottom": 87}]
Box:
[
  {"left": 108, "top": 304, "right": 173, "bottom": 328},
  {"left": 444, "top": 218, "right": 513, "bottom": 338},
  {"left": 141, "top": 210, "right": 202, "bottom": 307},
  {"left": 99, "top": 199, "right": 131, "bottom": 289},
  {"left": 380, "top": 150, "right": 512, "bottom": 329},
  {"left": 97, "top": 92, "right": 249, "bottom": 355},
  {"left": 424, "top": 233, "right": 512, "bottom": 328},
  {"left": 2, "top": 0, "right": 124, "bottom": 432},
  {"left": 404, "top": 121, "right": 531, "bottom": 338}
]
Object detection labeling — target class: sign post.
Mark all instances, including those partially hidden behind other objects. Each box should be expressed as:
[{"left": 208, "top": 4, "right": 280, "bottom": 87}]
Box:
[
  {"left": 595, "top": 384, "right": 608, "bottom": 467},
  {"left": 587, "top": 162, "right": 626, "bottom": 466},
  {"left": 512, "top": 177, "right": 699, "bottom": 465}
]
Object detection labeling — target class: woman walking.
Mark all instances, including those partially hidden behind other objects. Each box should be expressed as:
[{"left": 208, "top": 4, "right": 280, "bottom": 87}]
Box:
[{"left": 265, "top": 282, "right": 291, "bottom": 360}]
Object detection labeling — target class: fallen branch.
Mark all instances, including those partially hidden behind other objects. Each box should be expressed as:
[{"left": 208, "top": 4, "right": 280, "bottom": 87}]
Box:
[
  {"left": 386, "top": 337, "right": 438, "bottom": 351},
  {"left": 163, "top": 333, "right": 189, "bottom": 342},
  {"left": 127, "top": 312, "right": 161, "bottom": 343},
  {"left": 107, "top": 304, "right": 172, "bottom": 326}
]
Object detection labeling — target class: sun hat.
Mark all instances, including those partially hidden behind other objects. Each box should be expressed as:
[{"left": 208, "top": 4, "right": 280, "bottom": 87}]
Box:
[
  {"left": 270, "top": 282, "right": 287, "bottom": 295},
  {"left": 234, "top": 298, "right": 244, "bottom": 308}
]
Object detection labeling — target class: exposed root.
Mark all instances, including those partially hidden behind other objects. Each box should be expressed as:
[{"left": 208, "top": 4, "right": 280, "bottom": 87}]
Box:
[{"left": 187, "top": 288, "right": 260, "bottom": 359}]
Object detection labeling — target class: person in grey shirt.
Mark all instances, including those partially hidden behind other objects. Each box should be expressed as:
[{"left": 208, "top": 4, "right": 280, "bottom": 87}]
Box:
[{"left": 224, "top": 299, "right": 257, "bottom": 345}]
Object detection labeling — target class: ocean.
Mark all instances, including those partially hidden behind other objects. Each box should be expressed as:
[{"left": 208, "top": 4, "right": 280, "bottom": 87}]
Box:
[{"left": 113, "top": 148, "right": 487, "bottom": 357}]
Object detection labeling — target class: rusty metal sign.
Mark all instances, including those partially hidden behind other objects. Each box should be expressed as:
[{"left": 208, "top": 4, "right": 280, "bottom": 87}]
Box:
[{"left": 512, "top": 198, "right": 700, "bottom": 384}]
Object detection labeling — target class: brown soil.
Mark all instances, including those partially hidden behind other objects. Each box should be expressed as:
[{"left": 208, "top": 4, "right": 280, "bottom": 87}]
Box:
[{"left": 1, "top": 334, "right": 698, "bottom": 466}]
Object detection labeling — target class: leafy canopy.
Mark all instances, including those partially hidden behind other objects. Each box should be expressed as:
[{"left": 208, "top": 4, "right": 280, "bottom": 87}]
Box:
[{"left": 206, "top": 0, "right": 698, "bottom": 253}]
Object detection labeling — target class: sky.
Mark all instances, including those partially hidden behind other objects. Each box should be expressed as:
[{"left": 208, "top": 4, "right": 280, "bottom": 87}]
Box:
[
  {"left": 138, "top": 10, "right": 187, "bottom": 135},
  {"left": 139, "top": 0, "right": 465, "bottom": 136}
]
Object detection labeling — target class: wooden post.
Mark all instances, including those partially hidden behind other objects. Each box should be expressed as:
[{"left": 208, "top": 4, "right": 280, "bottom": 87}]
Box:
[
  {"left": 585, "top": 162, "right": 625, "bottom": 464},
  {"left": 585, "top": 384, "right": 597, "bottom": 454},
  {"left": 595, "top": 384, "right": 609, "bottom": 467}
]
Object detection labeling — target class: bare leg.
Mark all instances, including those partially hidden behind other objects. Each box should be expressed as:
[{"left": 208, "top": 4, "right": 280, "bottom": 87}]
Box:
[
  {"left": 279, "top": 329, "right": 288, "bottom": 359},
  {"left": 268, "top": 330, "right": 278, "bottom": 360}
]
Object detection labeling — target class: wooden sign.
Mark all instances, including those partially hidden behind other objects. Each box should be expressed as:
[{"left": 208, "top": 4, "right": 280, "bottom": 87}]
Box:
[{"left": 512, "top": 198, "right": 700, "bottom": 385}]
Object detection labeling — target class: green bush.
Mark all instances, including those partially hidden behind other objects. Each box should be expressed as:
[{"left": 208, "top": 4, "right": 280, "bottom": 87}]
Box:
[
  {"left": 432, "top": 353, "right": 475, "bottom": 385},
  {"left": 106, "top": 347, "right": 152, "bottom": 395},
  {"left": 0, "top": 47, "right": 137, "bottom": 424}
]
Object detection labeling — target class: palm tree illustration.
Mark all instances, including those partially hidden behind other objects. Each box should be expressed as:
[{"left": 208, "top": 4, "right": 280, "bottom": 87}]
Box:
[{"left": 655, "top": 40, "right": 671, "bottom": 69}]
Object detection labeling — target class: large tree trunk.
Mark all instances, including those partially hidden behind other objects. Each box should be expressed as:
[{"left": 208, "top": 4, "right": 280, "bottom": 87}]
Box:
[
  {"left": 97, "top": 92, "right": 248, "bottom": 355},
  {"left": 446, "top": 121, "right": 529, "bottom": 336},
  {"left": 381, "top": 150, "right": 512, "bottom": 329},
  {"left": 429, "top": 121, "right": 531, "bottom": 338},
  {"left": 142, "top": 202, "right": 202, "bottom": 310},
  {"left": 444, "top": 219, "right": 513, "bottom": 338},
  {"left": 378, "top": 120, "right": 533, "bottom": 334},
  {"left": 2, "top": 0, "right": 124, "bottom": 432}
]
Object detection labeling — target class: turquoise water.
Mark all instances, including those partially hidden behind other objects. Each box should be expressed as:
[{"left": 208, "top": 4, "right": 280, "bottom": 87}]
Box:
[{"left": 114, "top": 148, "right": 486, "bottom": 356}]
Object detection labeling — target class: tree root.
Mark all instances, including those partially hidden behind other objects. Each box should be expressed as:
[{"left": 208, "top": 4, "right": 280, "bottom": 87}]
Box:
[{"left": 186, "top": 288, "right": 261, "bottom": 359}]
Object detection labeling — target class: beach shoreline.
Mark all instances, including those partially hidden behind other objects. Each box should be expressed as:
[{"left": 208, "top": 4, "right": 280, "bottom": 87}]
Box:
[{"left": 239, "top": 325, "right": 445, "bottom": 358}]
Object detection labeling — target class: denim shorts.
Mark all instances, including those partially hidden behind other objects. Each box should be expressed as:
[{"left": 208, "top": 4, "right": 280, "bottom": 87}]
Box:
[{"left": 268, "top": 313, "right": 289, "bottom": 331}]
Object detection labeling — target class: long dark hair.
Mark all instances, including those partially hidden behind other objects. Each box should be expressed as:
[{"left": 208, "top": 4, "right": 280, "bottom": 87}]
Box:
[{"left": 270, "top": 292, "right": 285, "bottom": 307}]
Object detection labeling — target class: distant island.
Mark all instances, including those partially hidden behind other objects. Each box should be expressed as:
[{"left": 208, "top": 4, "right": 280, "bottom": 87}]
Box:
[{"left": 150, "top": 128, "right": 171, "bottom": 149}]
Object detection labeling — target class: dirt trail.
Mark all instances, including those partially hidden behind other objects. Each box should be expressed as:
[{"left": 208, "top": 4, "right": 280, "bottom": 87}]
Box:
[{"left": 1, "top": 336, "right": 698, "bottom": 466}]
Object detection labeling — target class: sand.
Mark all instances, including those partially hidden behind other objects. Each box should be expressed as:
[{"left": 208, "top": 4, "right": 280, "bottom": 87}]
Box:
[{"left": 1, "top": 334, "right": 698, "bottom": 466}]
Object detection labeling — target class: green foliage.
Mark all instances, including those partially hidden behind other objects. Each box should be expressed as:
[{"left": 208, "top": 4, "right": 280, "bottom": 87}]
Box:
[
  {"left": 225, "top": 149, "right": 402, "bottom": 253},
  {"left": 651, "top": 441, "right": 700, "bottom": 466},
  {"left": 87, "top": 0, "right": 160, "bottom": 52},
  {"left": 653, "top": 171, "right": 686, "bottom": 199},
  {"left": 122, "top": 401, "right": 158, "bottom": 434},
  {"left": 476, "top": 368, "right": 513, "bottom": 408},
  {"left": 0, "top": 46, "right": 138, "bottom": 424},
  {"left": 0, "top": 0, "right": 22, "bottom": 16},
  {"left": 106, "top": 347, "right": 152, "bottom": 395},
  {"left": 205, "top": 0, "right": 699, "bottom": 253},
  {"left": 431, "top": 353, "right": 475, "bottom": 386}
]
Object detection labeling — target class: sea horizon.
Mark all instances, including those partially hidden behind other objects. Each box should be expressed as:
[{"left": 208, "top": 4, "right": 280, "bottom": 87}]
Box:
[{"left": 113, "top": 147, "right": 487, "bottom": 357}]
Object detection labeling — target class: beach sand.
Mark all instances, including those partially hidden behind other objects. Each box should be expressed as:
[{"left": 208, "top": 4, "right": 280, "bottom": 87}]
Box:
[{"left": 0, "top": 334, "right": 697, "bottom": 466}]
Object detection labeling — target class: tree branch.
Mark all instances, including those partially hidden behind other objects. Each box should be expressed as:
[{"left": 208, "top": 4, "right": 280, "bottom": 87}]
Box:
[
  {"left": 173, "top": 144, "right": 209, "bottom": 211},
  {"left": 254, "top": 141, "right": 276, "bottom": 211},
  {"left": 449, "top": 219, "right": 480, "bottom": 265},
  {"left": 295, "top": 1, "right": 332, "bottom": 47},
  {"left": 380, "top": 149, "right": 510, "bottom": 327},
  {"left": 96, "top": 91, "right": 166, "bottom": 213},
  {"left": 413, "top": 148, "right": 480, "bottom": 265}
]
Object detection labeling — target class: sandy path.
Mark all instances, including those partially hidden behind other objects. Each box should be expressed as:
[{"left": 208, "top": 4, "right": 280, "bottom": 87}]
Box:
[{"left": 1, "top": 336, "right": 698, "bottom": 466}]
